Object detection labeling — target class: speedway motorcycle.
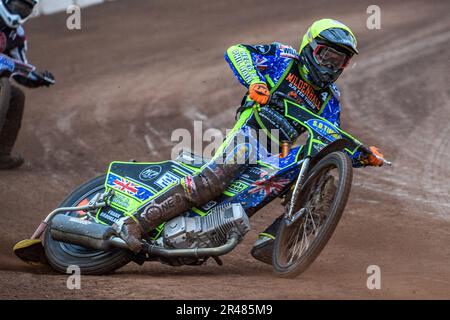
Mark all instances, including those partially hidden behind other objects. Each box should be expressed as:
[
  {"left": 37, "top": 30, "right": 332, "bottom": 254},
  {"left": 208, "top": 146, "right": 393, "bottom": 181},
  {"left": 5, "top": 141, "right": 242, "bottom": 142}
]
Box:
[{"left": 14, "top": 91, "right": 391, "bottom": 278}]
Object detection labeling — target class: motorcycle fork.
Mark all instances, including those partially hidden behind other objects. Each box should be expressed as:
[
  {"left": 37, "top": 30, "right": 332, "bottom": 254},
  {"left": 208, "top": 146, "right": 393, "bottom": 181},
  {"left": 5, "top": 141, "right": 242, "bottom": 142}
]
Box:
[{"left": 285, "top": 157, "right": 311, "bottom": 225}]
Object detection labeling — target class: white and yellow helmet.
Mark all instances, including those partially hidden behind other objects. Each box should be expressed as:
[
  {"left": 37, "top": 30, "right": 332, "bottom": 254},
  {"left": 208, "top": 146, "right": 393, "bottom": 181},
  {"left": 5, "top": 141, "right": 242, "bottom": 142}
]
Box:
[
  {"left": 300, "top": 19, "right": 358, "bottom": 88},
  {"left": 0, "top": 0, "right": 38, "bottom": 28}
]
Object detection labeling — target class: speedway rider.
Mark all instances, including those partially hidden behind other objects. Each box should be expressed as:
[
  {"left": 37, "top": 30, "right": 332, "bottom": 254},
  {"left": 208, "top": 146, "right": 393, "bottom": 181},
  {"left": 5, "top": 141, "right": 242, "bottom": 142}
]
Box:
[
  {"left": 113, "top": 19, "right": 384, "bottom": 264},
  {"left": 0, "top": 0, "right": 54, "bottom": 170}
]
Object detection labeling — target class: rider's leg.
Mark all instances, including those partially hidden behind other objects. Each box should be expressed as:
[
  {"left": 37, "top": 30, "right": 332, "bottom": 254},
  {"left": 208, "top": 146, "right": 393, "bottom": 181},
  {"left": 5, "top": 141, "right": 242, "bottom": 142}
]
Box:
[
  {"left": 116, "top": 163, "right": 246, "bottom": 252},
  {"left": 0, "top": 86, "right": 25, "bottom": 170},
  {"left": 114, "top": 110, "right": 258, "bottom": 253}
]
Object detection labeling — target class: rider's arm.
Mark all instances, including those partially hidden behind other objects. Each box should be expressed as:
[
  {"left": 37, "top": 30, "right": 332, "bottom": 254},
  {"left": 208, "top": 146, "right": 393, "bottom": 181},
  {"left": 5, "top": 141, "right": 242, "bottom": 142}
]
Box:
[
  {"left": 321, "top": 91, "right": 364, "bottom": 168},
  {"left": 224, "top": 42, "right": 297, "bottom": 88},
  {"left": 9, "top": 27, "right": 53, "bottom": 88},
  {"left": 224, "top": 44, "right": 265, "bottom": 87}
]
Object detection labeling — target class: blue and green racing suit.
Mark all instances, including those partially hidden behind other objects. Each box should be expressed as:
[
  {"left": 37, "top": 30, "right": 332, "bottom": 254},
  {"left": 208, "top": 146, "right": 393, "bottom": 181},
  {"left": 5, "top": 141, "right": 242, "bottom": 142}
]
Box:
[{"left": 224, "top": 42, "right": 362, "bottom": 166}]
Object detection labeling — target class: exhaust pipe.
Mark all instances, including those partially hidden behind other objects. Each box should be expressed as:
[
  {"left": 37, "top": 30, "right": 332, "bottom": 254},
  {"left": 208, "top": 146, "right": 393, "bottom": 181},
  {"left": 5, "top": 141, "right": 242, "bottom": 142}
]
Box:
[
  {"left": 51, "top": 215, "right": 241, "bottom": 258},
  {"left": 144, "top": 233, "right": 240, "bottom": 258},
  {"left": 50, "top": 215, "right": 127, "bottom": 251}
]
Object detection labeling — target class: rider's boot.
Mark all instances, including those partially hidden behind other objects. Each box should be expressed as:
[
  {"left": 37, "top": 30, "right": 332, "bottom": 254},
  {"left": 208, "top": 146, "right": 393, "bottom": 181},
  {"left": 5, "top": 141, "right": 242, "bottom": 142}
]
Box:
[
  {"left": 251, "top": 175, "right": 338, "bottom": 264},
  {"left": 113, "top": 163, "right": 244, "bottom": 253},
  {"left": 0, "top": 153, "right": 24, "bottom": 169},
  {"left": 0, "top": 86, "right": 25, "bottom": 170},
  {"left": 250, "top": 216, "right": 283, "bottom": 265}
]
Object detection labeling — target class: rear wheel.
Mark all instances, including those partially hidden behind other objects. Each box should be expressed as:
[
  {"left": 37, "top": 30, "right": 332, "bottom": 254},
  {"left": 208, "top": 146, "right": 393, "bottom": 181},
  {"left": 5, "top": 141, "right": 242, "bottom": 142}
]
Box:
[
  {"left": 272, "top": 151, "right": 353, "bottom": 278},
  {"left": 44, "top": 175, "right": 133, "bottom": 275}
]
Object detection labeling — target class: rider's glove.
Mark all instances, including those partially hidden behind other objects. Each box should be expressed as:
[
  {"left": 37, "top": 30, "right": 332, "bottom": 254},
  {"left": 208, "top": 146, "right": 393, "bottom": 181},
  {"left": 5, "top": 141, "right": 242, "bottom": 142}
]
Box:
[
  {"left": 34, "top": 70, "right": 55, "bottom": 87},
  {"left": 362, "top": 146, "right": 384, "bottom": 167},
  {"left": 249, "top": 82, "right": 270, "bottom": 105}
]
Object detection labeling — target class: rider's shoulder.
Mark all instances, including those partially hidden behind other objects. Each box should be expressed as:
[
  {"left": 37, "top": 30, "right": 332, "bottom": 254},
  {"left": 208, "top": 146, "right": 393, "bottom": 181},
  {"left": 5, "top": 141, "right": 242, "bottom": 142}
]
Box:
[
  {"left": 328, "top": 83, "right": 341, "bottom": 101},
  {"left": 273, "top": 42, "right": 299, "bottom": 60}
]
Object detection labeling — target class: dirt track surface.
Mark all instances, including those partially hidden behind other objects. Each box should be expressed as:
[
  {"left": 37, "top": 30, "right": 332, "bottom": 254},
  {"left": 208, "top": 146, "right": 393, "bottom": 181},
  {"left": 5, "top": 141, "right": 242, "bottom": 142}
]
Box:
[{"left": 0, "top": 0, "right": 449, "bottom": 299}]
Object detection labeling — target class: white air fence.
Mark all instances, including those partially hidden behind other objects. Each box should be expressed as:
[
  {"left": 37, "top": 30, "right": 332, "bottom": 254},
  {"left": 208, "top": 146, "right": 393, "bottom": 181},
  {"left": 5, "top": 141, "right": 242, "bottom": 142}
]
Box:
[{"left": 36, "top": 0, "right": 110, "bottom": 15}]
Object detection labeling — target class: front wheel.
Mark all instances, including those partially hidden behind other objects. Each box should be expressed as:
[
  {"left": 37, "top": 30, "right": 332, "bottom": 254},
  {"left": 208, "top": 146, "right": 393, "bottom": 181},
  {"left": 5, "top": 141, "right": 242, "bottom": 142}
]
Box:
[
  {"left": 44, "top": 175, "right": 133, "bottom": 275},
  {"left": 272, "top": 151, "right": 353, "bottom": 278}
]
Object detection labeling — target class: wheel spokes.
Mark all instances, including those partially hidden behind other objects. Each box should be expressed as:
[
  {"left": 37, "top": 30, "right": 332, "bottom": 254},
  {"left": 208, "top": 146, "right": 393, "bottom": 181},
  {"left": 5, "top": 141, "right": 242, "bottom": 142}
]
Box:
[{"left": 281, "top": 168, "right": 338, "bottom": 268}]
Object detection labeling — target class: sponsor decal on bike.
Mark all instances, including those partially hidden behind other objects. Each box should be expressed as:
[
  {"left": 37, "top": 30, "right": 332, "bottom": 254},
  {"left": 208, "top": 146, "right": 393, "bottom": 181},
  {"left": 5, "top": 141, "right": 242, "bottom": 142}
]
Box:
[
  {"left": 225, "top": 180, "right": 250, "bottom": 195},
  {"left": 139, "top": 165, "right": 162, "bottom": 181},
  {"left": 107, "top": 173, "right": 154, "bottom": 201},
  {"left": 98, "top": 208, "right": 123, "bottom": 224},
  {"left": 143, "top": 195, "right": 180, "bottom": 217},
  {"left": 155, "top": 171, "right": 179, "bottom": 189},
  {"left": 110, "top": 192, "right": 134, "bottom": 210},
  {"left": 112, "top": 176, "right": 138, "bottom": 194},
  {"left": 244, "top": 167, "right": 269, "bottom": 180},
  {"left": 249, "top": 176, "right": 291, "bottom": 197},
  {"left": 306, "top": 119, "right": 342, "bottom": 141},
  {"left": 248, "top": 167, "right": 268, "bottom": 175}
]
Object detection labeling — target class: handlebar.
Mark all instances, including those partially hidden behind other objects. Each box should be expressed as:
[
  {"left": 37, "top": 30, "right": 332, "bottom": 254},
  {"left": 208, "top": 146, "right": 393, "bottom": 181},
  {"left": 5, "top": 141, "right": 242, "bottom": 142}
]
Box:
[
  {"left": 349, "top": 132, "right": 392, "bottom": 166},
  {"left": 370, "top": 151, "right": 392, "bottom": 166}
]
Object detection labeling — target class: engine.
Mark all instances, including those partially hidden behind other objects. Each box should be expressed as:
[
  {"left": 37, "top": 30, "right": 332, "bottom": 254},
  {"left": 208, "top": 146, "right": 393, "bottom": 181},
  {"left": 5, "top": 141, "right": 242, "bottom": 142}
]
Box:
[{"left": 163, "top": 203, "right": 250, "bottom": 249}]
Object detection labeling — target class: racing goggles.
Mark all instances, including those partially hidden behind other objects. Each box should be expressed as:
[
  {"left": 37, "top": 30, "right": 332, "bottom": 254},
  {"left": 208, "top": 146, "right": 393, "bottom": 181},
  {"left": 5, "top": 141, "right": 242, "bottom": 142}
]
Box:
[
  {"left": 5, "top": 0, "right": 35, "bottom": 19},
  {"left": 311, "top": 41, "right": 351, "bottom": 71}
]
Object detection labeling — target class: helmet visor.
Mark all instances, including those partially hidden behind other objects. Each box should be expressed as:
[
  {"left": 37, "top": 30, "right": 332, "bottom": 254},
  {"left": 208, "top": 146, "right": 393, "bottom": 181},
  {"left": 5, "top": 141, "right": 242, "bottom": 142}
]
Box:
[
  {"left": 312, "top": 43, "right": 350, "bottom": 71},
  {"left": 5, "top": 0, "right": 34, "bottom": 19}
]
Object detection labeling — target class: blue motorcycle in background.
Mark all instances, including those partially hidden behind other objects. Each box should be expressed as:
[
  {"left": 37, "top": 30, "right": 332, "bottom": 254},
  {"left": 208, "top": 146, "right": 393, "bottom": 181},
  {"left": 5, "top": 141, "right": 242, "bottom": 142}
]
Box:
[{"left": 14, "top": 89, "right": 391, "bottom": 278}]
